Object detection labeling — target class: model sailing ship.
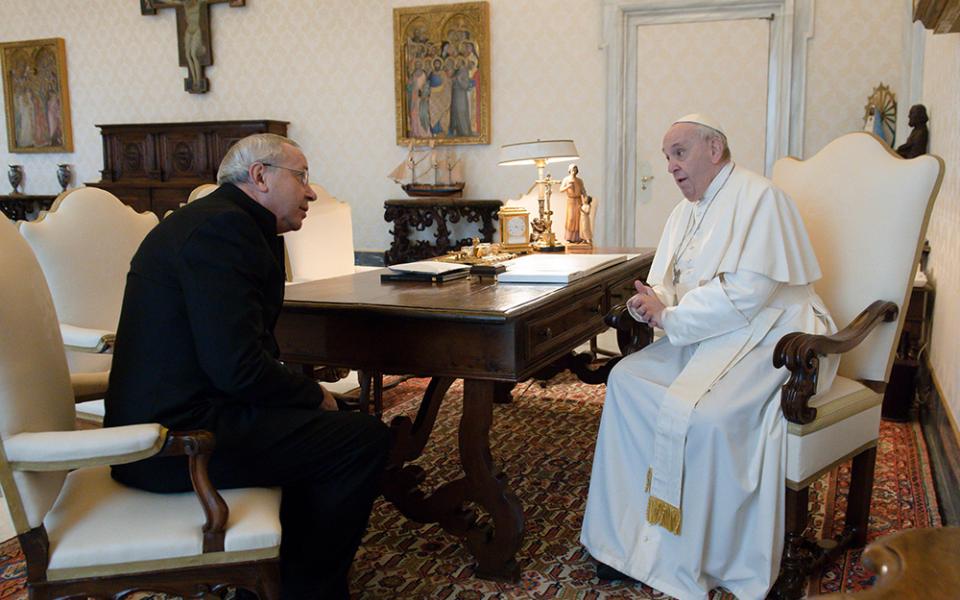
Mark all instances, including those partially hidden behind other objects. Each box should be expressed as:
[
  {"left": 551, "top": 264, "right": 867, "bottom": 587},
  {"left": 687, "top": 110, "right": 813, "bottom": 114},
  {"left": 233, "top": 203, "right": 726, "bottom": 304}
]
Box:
[{"left": 388, "top": 143, "right": 465, "bottom": 197}]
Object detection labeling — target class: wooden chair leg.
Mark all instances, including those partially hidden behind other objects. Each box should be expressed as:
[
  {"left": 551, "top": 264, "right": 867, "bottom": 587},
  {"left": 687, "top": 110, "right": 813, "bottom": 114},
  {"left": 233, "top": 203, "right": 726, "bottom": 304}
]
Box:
[
  {"left": 257, "top": 560, "right": 282, "bottom": 600},
  {"left": 772, "top": 486, "right": 810, "bottom": 600},
  {"left": 846, "top": 445, "right": 877, "bottom": 548},
  {"left": 358, "top": 370, "right": 384, "bottom": 418}
]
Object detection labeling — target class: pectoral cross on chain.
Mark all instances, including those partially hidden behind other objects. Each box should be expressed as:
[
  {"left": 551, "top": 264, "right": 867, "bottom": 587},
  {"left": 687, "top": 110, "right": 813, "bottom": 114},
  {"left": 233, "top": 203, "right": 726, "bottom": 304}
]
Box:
[{"left": 140, "top": 0, "right": 244, "bottom": 94}]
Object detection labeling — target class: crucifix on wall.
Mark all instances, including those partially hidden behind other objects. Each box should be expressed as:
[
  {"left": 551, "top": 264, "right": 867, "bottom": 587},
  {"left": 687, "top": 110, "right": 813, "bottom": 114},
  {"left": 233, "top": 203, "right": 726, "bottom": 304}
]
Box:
[{"left": 140, "top": 0, "right": 244, "bottom": 94}]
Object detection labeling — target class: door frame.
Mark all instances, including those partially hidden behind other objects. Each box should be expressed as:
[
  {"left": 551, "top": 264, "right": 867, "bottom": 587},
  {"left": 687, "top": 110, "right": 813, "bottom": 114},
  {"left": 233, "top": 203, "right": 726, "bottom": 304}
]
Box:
[{"left": 599, "top": 0, "right": 814, "bottom": 246}]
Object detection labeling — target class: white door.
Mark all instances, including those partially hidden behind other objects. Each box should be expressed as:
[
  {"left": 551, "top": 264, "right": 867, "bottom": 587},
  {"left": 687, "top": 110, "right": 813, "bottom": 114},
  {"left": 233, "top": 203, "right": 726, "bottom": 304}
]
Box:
[{"left": 633, "top": 18, "right": 770, "bottom": 247}]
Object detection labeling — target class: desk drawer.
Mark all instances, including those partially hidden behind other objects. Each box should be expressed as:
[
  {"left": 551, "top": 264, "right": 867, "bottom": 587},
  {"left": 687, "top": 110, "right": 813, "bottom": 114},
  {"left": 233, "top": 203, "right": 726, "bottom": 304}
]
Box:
[{"left": 526, "top": 286, "right": 604, "bottom": 359}]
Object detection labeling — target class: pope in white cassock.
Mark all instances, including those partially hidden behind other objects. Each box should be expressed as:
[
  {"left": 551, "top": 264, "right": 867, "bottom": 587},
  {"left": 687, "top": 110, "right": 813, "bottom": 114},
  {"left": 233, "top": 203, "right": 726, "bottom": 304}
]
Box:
[{"left": 580, "top": 114, "right": 839, "bottom": 600}]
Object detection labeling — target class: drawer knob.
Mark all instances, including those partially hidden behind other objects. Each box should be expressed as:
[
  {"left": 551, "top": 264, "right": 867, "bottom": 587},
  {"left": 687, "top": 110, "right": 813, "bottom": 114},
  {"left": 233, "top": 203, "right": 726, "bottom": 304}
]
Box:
[{"left": 539, "top": 327, "right": 553, "bottom": 339}]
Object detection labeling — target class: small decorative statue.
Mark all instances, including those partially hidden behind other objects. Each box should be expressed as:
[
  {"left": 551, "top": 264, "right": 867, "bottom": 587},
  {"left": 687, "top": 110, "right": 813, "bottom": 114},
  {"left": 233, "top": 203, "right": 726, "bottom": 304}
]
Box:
[
  {"left": 579, "top": 195, "right": 594, "bottom": 245},
  {"left": 7, "top": 165, "right": 23, "bottom": 195},
  {"left": 56, "top": 164, "right": 72, "bottom": 192},
  {"left": 560, "top": 164, "right": 590, "bottom": 243},
  {"left": 896, "top": 104, "right": 929, "bottom": 159}
]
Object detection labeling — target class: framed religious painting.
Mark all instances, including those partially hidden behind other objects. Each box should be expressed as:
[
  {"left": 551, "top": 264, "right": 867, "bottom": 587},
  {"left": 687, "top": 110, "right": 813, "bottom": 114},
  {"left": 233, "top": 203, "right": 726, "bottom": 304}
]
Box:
[
  {"left": 393, "top": 1, "right": 490, "bottom": 146},
  {"left": 0, "top": 38, "right": 73, "bottom": 153}
]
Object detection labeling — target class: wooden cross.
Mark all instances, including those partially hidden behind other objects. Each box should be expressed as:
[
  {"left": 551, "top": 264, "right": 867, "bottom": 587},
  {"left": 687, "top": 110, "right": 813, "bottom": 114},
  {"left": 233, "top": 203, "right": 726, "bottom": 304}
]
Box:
[{"left": 140, "top": 0, "right": 244, "bottom": 94}]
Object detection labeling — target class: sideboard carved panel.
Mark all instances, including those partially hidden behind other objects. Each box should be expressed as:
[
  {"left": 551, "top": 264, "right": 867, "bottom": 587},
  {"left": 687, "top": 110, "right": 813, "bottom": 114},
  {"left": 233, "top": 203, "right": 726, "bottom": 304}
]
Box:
[{"left": 89, "top": 120, "right": 288, "bottom": 218}]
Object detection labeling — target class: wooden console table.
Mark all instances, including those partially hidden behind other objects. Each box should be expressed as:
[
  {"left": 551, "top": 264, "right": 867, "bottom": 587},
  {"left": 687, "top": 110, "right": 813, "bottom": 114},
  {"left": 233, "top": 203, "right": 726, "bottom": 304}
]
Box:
[
  {"left": 276, "top": 249, "right": 654, "bottom": 581},
  {"left": 0, "top": 194, "right": 56, "bottom": 221},
  {"left": 87, "top": 119, "right": 288, "bottom": 218},
  {"left": 384, "top": 198, "right": 502, "bottom": 265}
]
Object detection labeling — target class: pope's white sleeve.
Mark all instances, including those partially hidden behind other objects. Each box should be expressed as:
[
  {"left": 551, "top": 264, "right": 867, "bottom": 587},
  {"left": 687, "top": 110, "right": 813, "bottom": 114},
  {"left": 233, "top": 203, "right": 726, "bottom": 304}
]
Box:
[{"left": 660, "top": 270, "right": 781, "bottom": 346}]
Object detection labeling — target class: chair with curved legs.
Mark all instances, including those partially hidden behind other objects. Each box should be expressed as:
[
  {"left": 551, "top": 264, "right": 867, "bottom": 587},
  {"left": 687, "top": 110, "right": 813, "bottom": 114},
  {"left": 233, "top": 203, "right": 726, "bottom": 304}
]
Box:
[{"left": 0, "top": 216, "right": 282, "bottom": 599}]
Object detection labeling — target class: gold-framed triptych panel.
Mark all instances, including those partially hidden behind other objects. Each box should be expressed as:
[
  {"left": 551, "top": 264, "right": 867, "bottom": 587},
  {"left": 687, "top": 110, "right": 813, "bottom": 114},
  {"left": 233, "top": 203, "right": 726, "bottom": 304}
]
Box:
[{"left": 393, "top": 1, "right": 490, "bottom": 146}]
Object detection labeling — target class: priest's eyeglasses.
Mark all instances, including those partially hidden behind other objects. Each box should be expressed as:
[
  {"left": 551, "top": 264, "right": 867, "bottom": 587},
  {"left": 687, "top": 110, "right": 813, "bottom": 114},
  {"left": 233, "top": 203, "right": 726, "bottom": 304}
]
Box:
[{"left": 260, "top": 162, "right": 310, "bottom": 186}]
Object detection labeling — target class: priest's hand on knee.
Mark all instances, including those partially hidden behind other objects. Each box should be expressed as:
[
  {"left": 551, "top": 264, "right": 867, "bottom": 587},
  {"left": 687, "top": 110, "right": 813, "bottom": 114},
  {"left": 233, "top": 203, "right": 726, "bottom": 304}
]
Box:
[{"left": 320, "top": 385, "right": 339, "bottom": 411}]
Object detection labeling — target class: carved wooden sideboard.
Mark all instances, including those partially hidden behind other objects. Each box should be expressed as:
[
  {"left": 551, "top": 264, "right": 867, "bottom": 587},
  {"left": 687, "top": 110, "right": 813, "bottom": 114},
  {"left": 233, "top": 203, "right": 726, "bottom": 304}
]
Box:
[
  {"left": 87, "top": 120, "right": 288, "bottom": 218},
  {"left": 383, "top": 198, "right": 502, "bottom": 265}
]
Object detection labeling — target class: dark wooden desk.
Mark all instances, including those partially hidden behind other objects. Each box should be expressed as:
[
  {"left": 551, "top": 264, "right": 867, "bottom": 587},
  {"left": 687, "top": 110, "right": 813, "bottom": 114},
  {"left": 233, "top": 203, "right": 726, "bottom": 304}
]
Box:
[
  {"left": 0, "top": 193, "right": 56, "bottom": 221},
  {"left": 276, "top": 249, "right": 654, "bottom": 581},
  {"left": 384, "top": 198, "right": 502, "bottom": 265}
]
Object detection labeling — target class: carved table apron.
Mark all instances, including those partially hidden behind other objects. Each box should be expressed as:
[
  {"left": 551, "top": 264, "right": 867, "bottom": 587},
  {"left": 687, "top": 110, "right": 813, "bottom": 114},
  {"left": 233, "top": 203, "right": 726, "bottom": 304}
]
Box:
[{"left": 276, "top": 249, "right": 654, "bottom": 581}]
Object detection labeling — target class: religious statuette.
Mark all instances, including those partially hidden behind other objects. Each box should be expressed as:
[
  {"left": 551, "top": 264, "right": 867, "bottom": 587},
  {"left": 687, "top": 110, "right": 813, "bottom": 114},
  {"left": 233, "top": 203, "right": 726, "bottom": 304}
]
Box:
[
  {"left": 140, "top": 0, "right": 246, "bottom": 94},
  {"left": 498, "top": 206, "right": 532, "bottom": 253},
  {"left": 56, "top": 164, "right": 72, "bottom": 192},
  {"left": 7, "top": 165, "right": 23, "bottom": 195}
]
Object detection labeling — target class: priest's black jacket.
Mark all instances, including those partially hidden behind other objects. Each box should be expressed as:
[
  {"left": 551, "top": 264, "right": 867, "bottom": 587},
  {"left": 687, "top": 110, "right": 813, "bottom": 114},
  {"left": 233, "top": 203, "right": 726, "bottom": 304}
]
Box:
[{"left": 105, "top": 183, "right": 327, "bottom": 491}]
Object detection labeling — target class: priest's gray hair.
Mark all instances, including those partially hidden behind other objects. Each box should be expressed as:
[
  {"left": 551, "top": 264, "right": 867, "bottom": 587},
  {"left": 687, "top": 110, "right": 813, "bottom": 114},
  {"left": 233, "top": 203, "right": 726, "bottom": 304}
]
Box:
[
  {"left": 691, "top": 123, "right": 732, "bottom": 162},
  {"left": 217, "top": 133, "right": 301, "bottom": 185}
]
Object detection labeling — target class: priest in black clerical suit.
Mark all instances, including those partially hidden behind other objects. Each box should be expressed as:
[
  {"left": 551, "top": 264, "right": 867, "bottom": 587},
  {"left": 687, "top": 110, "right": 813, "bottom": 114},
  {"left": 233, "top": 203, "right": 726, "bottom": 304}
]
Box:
[{"left": 105, "top": 133, "right": 390, "bottom": 600}]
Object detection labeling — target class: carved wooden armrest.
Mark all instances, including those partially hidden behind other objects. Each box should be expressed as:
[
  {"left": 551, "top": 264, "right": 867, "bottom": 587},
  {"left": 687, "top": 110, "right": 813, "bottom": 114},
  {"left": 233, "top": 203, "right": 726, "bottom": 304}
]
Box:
[
  {"left": 157, "top": 430, "right": 228, "bottom": 553},
  {"left": 605, "top": 303, "right": 654, "bottom": 356},
  {"left": 773, "top": 300, "right": 898, "bottom": 425}
]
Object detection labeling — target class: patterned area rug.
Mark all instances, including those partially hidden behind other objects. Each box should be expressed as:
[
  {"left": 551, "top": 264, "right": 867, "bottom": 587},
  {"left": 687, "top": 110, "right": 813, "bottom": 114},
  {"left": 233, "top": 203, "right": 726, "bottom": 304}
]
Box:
[{"left": 0, "top": 374, "right": 941, "bottom": 599}]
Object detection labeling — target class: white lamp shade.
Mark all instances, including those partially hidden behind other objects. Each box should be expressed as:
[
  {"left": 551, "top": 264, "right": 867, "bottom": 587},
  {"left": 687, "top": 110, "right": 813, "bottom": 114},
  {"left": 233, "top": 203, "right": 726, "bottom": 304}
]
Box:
[{"left": 498, "top": 139, "right": 579, "bottom": 166}]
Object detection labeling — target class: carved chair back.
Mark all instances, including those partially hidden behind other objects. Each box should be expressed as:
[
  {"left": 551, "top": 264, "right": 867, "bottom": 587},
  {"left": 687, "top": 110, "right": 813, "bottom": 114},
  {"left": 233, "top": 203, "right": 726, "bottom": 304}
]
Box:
[
  {"left": 772, "top": 132, "right": 943, "bottom": 383},
  {"left": 18, "top": 187, "right": 158, "bottom": 334}
]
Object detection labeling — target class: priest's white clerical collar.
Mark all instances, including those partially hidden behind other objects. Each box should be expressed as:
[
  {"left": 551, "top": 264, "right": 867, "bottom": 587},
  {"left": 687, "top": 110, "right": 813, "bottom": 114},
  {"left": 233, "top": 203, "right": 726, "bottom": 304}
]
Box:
[{"left": 695, "top": 161, "right": 735, "bottom": 213}]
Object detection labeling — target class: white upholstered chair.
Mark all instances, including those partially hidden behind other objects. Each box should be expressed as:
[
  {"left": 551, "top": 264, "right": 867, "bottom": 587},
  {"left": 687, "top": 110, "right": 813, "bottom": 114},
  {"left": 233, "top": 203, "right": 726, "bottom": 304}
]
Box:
[
  {"left": 0, "top": 216, "right": 282, "bottom": 599},
  {"left": 766, "top": 133, "right": 943, "bottom": 598},
  {"left": 18, "top": 188, "right": 158, "bottom": 419},
  {"left": 282, "top": 183, "right": 358, "bottom": 283},
  {"left": 188, "top": 182, "right": 219, "bottom": 203}
]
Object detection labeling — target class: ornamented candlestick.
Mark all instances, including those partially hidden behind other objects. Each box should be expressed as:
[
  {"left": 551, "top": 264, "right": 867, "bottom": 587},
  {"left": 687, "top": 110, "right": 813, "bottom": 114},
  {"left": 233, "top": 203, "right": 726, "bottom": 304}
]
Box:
[{"left": 57, "top": 164, "right": 72, "bottom": 192}]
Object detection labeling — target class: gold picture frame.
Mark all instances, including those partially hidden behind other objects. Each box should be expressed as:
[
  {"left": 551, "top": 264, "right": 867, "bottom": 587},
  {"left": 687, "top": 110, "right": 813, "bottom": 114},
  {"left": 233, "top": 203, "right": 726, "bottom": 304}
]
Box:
[
  {"left": 393, "top": 1, "right": 490, "bottom": 146},
  {"left": 1, "top": 37, "right": 73, "bottom": 153}
]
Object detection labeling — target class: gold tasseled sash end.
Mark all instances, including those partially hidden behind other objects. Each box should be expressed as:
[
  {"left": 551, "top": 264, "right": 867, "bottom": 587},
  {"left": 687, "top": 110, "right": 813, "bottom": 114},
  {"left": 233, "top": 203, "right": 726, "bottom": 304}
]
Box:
[
  {"left": 645, "top": 467, "right": 652, "bottom": 493},
  {"left": 646, "top": 495, "right": 682, "bottom": 535}
]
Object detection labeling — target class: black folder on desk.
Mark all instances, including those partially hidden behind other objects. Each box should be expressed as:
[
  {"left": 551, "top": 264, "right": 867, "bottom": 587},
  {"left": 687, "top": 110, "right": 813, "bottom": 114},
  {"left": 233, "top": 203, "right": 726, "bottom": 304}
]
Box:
[{"left": 380, "top": 268, "right": 469, "bottom": 283}]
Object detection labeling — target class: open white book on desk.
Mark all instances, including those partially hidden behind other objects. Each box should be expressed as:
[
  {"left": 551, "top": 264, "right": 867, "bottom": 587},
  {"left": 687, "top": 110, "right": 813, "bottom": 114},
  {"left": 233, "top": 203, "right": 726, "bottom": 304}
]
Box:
[{"left": 497, "top": 253, "right": 627, "bottom": 284}]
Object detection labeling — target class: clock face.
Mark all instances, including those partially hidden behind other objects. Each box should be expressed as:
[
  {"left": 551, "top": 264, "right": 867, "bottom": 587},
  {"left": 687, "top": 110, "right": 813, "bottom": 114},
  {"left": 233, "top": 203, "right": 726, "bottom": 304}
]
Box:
[{"left": 507, "top": 216, "right": 526, "bottom": 237}]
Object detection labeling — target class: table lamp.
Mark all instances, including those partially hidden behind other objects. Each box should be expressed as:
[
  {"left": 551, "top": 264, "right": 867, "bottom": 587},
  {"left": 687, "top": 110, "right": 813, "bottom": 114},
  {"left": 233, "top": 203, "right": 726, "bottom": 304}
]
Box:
[{"left": 498, "top": 139, "right": 579, "bottom": 252}]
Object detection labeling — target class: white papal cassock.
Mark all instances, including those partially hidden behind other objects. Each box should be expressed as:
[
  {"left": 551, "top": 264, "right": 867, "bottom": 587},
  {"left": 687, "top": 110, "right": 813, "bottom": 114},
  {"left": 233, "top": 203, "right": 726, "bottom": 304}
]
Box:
[{"left": 581, "top": 162, "right": 839, "bottom": 600}]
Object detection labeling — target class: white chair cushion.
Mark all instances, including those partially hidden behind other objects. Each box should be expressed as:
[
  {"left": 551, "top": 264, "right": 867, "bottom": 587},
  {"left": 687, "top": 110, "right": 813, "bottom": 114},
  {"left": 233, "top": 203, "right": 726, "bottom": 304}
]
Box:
[
  {"left": 44, "top": 466, "right": 281, "bottom": 578},
  {"left": 785, "top": 375, "right": 882, "bottom": 487},
  {"left": 282, "top": 183, "right": 356, "bottom": 282}
]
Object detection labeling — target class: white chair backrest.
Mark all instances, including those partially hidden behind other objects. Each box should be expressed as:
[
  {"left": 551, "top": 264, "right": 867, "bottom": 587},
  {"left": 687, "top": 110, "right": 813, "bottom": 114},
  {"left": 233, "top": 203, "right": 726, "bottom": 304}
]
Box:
[
  {"left": 772, "top": 133, "right": 943, "bottom": 382},
  {"left": 188, "top": 183, "right": 219, "bottom": 203},
  {"left": 18, "top": 187, "right": 158, "bottom": 332},
  {"left": 0, "top": 218, "right": 74, "bottom": 533},
  {"left": 282, "top": 183, "right": 355, "bottom": 282}
]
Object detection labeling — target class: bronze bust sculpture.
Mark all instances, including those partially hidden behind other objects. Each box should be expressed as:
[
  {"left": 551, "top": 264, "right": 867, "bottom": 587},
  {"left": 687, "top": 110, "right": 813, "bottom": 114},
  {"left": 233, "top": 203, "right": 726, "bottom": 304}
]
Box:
[{"left": 896, "top": 104, "right": 929, "bottom": 159}]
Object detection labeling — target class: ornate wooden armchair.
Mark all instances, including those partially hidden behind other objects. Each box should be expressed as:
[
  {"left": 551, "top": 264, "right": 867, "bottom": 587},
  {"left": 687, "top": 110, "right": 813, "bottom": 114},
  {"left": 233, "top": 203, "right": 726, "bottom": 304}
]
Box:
[
  {"left": 606, "top": 133, "right": 943, "bottom": 599},
  {"left": 0, "top": 217, "right": 281, "bottom": 599},
  {"left": 766, "top": 133, "right": 942, "bottom": 598}
]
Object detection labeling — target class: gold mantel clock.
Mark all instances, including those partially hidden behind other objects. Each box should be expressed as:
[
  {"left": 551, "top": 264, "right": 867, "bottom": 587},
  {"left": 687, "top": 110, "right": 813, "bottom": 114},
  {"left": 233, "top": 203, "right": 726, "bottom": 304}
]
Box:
[{"left": 498, "top": 206, "right": 532, "bottom": 253}]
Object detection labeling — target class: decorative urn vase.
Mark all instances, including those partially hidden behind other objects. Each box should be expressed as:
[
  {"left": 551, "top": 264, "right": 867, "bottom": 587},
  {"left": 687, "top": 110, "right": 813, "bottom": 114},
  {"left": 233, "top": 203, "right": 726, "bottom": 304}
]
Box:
[
  {"left": 57, "top": 164, "right": 72, "bottom": 192},
  {"left": 7, "top": 165, "right": 23, "bottom": 195}
]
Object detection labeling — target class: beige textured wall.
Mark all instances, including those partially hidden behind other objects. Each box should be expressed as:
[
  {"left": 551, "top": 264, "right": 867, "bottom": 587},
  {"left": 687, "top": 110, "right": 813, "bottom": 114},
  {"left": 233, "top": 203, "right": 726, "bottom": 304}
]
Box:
[
  {"left": 803, "top": 0, "right": 905, "bottom": 157},
  {"left": 922, "top": 31, "right": 960, "bottom": 428},
  {"left": 0, "top": 0, "right": 606, "bottom": 252}
]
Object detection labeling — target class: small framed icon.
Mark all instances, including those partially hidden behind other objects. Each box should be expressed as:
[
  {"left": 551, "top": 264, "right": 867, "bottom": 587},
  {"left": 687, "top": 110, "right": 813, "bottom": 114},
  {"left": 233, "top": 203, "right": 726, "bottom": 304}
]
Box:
[{"left": 498, "top": 206, "right": 532, "bottom": 252}]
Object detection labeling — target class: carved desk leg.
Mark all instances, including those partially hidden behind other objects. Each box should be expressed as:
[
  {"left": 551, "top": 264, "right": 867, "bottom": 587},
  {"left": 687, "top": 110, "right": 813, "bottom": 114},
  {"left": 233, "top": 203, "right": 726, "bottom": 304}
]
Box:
[{"left": 460, "top": 378, "right": 523, "bottom": 581}]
